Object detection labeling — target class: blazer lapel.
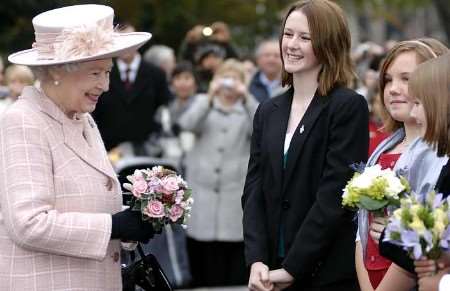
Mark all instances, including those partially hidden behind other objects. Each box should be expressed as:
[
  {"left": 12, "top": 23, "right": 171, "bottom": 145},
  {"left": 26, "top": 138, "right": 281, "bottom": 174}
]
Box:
[
  {"left": 282, "top": 92, "right": 327, "bottom": 193},
  {"left": 268, "top": 89, "right": 293, "bottom": 192}
]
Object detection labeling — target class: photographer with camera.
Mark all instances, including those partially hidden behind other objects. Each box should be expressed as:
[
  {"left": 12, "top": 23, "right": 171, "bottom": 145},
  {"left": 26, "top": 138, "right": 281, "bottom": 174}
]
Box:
[{"left": 176, "top": 59, "right": 257, "bottom": 287}]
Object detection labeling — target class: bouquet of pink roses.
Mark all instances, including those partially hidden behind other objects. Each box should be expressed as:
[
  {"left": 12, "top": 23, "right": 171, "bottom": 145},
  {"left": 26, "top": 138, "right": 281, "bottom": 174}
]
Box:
[{"left": 123, "top": 166, "right": 193, "bottom": 233}]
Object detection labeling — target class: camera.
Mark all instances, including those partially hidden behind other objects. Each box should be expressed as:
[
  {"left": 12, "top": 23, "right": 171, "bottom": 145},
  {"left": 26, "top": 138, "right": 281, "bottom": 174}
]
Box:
[{"left": 219, "top": 77, "right": 235, "bottom": 89}]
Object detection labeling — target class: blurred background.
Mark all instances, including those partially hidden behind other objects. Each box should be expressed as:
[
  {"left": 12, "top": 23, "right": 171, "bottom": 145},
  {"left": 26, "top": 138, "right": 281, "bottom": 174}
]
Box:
[
  {"left": 0, "top": 0, "right": 448, "bottom": 58},
  {"left": 0, "top": 1, "right": 448, "bottom": 290}
]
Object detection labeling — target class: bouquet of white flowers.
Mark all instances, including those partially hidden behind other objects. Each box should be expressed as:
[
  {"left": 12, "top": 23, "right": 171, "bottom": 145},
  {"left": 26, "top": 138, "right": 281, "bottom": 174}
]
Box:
[{"left": 342, "top": 164, "right": 410, "bottom": 212}]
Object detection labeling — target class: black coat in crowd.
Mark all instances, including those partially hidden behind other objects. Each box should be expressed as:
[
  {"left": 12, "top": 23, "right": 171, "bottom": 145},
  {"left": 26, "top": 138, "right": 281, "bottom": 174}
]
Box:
[{"left": 92, "top": 59, "right": 171, "bottom": 151}]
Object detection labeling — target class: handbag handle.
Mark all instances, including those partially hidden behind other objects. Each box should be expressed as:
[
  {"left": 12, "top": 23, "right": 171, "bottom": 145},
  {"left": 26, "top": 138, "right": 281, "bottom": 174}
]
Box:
[
  {"left": 133, "top": 243, "right": 173, "bottom": 291},
  {"left": 137, "top": 243, "right": 146, "bottom": 259}
]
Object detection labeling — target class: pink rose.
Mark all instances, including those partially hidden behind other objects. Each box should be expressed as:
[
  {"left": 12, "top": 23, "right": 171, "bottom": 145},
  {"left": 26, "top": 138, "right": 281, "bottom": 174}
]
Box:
[
  {"left": 132, "top": 179, "right": 148, "bottom": 198},
  {"left": 161, "top": 175, "right": 179, "bottom": 194},
  {"left": 169, "top": 205, "right": 184, "bottom": 222},
  {"left": 144, "top": 200, "right": 165, "bottom": 218}
]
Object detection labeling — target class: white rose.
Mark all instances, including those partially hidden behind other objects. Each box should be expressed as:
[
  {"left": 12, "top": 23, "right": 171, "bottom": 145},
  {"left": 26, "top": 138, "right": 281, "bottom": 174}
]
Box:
[
  {"left": 381, "top": 169, "right": 405, "bottom": 197},
  {"left": 352, "top": 174, "right": 373, "bottom": 189}
]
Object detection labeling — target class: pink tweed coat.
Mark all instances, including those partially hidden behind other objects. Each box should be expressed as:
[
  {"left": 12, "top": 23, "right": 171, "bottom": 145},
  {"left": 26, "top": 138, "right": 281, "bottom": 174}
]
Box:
[{"left": 0, "top": 86, "right": 123, "bottom": 290}]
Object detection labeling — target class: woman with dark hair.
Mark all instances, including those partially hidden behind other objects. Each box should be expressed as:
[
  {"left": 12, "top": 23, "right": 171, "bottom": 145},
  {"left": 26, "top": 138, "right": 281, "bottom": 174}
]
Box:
[{"left": 242, "top": 1, "right": 369, "bottom": 290}]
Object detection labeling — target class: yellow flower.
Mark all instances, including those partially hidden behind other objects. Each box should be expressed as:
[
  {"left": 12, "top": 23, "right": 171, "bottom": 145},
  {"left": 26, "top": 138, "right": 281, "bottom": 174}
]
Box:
[
  {"left": 410, "top": 205, "right": 421, "bottom": 216},
  {"left": 393, "top": 209, "right": 402, "bottom": 220},
  {"left": 433, "top": 221, "right": 446, "bottom": 237},
  {"left": 434, "top": 208, "right": 448, "bottom": 225},
  {"left": 409, "top": 216, "right": 426, "bottom": 235}
]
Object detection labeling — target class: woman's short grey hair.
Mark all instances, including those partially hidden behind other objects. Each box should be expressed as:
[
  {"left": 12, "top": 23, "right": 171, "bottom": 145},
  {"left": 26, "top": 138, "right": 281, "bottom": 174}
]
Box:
[
  {"left": 31, "top": 63, "right": 80, "bottom": 81},
  {"left": 143, "top": 45, "right": 175, "bottom": 66}
]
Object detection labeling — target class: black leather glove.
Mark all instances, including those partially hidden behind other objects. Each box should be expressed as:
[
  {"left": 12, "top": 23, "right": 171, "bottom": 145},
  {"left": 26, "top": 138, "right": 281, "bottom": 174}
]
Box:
[{"left": 111, "top": 209, "right": 154, "bottom": 243}]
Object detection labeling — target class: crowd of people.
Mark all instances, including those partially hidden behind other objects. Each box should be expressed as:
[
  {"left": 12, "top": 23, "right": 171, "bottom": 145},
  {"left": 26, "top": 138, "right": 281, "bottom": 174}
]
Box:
[{"left": 0, "top": 1, "right": 449, "bottom": 290}]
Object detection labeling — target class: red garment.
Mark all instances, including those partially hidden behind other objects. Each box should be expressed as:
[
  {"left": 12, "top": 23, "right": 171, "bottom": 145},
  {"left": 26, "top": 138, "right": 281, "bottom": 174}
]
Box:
[
  {"left": 364, "top": 152, "right": 401, "bottom": 289},
  {"left": 368, "top": 121, "right": 389, "bottom": 156}
]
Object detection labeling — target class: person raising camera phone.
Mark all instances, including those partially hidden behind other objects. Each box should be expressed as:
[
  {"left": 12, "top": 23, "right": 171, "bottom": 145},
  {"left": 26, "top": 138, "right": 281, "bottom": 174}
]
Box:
[
  {"left": 176, "top": 59, "right": 258, "bottom": 287},
  {"left": 207, "top": 60, "right": 253, "bottom": 109}
]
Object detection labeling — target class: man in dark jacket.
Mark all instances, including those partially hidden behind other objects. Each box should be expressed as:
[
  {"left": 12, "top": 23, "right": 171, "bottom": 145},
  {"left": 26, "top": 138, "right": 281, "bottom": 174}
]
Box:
[
  {"left": 248, "top": 39, "right": 284, "bottom": 103},
  {"left": 92, "top": 24, "right": 171, "bottom": 154}
]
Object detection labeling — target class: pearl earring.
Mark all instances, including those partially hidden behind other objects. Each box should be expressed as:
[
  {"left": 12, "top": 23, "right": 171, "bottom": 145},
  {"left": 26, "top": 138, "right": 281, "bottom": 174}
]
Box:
[{"left": 54, "top": 80, "right": 60, "bottom": 86}]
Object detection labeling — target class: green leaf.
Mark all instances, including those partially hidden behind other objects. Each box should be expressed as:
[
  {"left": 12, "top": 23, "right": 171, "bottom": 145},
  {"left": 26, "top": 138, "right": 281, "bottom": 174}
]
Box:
[
  {"left": 132, "top": 199, "right": 141, "bottom": 211},
  {"left": 359, "top": 196, "right": 389, "bottom": 211}
]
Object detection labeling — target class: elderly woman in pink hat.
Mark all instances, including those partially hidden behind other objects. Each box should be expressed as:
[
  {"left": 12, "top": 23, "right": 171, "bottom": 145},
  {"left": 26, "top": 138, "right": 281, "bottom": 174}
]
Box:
[{"left": 0, "top": 5, "right": 154, "bottom": 290}]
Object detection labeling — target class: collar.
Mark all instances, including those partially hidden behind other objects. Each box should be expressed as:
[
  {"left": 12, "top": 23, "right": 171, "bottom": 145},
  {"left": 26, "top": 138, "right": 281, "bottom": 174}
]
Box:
[
  {"left": 258, "top": 71, "right": 281, "bottom": 89},
  {"left": 20, "top": 86, "right": 88, "bottom": 126},
  {"left": 117, "top": 54, "right": 141, "bottom": 72}
]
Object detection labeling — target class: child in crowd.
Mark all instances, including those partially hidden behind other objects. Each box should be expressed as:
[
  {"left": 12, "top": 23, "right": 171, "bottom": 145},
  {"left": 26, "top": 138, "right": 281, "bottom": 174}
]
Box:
[{"left": 0, "top": 64, "right": 34, "bottom": 116}]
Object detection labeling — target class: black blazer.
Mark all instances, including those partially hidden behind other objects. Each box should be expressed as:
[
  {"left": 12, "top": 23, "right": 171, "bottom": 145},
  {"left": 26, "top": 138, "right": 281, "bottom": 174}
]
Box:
[
  {"left": 242, "top": 86, "right": 369, "bottom": 287},
  {"left": 92, "top": 59, "right": 171, "bottom": 151}
]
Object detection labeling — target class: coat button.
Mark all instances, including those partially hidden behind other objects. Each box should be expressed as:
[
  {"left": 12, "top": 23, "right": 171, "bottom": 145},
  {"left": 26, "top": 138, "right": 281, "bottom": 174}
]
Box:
[
  {"left": 282, "top": 200, "right": 290, "bottom": 210},
  {"left": 112, "top": 252, "right": 120, "bottom": 263},
  {"left": 218, "top": 147, "right": 224, "bottom": 153},
  {"left": 215, "top": 168, "right": 221, "bottom": 174},
  {"left": 222, "top": 128, "right": 228, "bottom": 133},
  {"left": 214, "top": 187, "right": 220, "bottom": 194}
]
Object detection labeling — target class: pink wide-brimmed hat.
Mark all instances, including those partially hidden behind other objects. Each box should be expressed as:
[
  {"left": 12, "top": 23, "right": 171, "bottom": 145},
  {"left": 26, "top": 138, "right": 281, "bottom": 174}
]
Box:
[{"left": 8, "top": 4, "right": 151, "bottom": 66}]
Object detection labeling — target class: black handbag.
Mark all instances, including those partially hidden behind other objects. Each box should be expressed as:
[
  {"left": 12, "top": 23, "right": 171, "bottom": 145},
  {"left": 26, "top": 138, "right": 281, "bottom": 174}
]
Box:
[{"left": 122, "top": 243, "right": 173, "bottom": 291}]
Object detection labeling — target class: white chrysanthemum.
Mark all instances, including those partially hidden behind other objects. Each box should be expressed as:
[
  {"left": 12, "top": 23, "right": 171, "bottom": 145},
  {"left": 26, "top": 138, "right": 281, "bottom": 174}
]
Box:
[
  {"left": 381, "top": 169, "right": 405, "bottom": 197},
  {"left": 351, "top": 164, "right": 383, "bottom": 189}
]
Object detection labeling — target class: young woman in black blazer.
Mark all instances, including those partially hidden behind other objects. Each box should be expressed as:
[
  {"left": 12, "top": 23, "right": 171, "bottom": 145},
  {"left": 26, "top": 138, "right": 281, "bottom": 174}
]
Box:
[{"left": 242, "top": 1, "right": 369, "bottom": 290}]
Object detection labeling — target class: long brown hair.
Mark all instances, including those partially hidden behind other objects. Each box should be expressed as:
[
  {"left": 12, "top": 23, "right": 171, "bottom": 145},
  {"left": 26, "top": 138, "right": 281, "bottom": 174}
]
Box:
[
  {"left": 409, "top": 53, "right": 450, "bottom": 156},
  {"left": 378, "top": 38, "right": 448, "bottom": 133},
  {"left": 279, "top": 0, "right": 355, "bottom": 96}
]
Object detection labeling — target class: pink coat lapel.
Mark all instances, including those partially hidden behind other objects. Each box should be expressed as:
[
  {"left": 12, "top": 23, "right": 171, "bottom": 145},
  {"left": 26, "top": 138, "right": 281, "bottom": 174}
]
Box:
[{"left": 24, "top": 86, "right": 117, "bottom": 180}]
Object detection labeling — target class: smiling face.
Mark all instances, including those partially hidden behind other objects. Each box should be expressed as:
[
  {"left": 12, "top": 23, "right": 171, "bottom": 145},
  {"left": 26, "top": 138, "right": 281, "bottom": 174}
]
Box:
[
  {"left": 53, "top": 59, "right": 112, "bottom": 117},
  {"left": 382, "top": 51, "right": 418, "bottom": 124},
  {"left": 281, "top": 10, "right": 320, "bottom": 76}
]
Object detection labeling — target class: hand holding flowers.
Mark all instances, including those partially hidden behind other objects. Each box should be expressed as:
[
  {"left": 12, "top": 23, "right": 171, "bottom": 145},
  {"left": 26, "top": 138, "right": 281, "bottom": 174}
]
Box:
[
  {"left": 415, "top": 264, "right": 450, "bottom": 291},
  {"left": 123, "top": 166, "right": 194, "bottom": 233}
]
